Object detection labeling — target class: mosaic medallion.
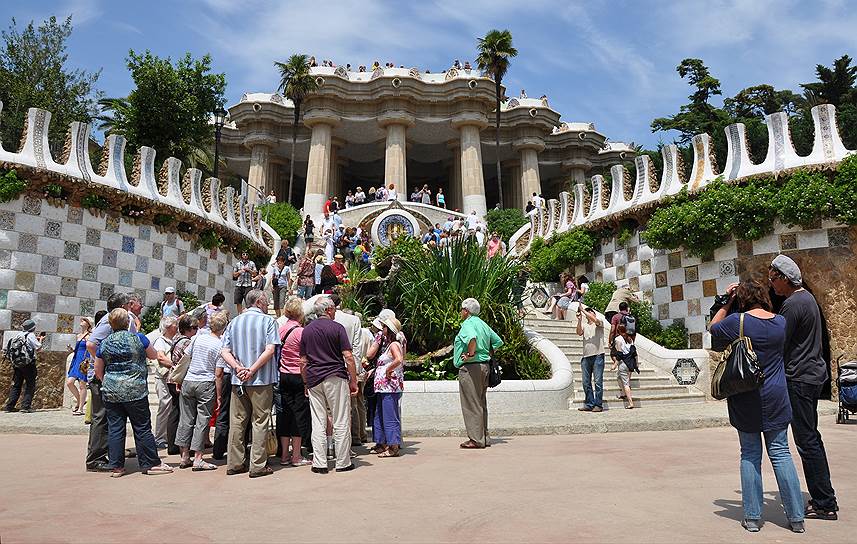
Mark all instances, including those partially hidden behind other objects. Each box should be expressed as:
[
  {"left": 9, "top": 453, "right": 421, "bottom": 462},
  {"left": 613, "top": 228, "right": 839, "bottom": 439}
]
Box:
[
  {"left": 672, "top": 358, "right": 700, "bottom": 385},
  {"left": 530, "top": 287, "right": 549, "bottom": 309}
]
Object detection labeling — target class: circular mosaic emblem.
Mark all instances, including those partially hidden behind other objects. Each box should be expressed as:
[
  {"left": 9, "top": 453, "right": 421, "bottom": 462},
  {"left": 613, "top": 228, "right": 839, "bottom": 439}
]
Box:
[
  {"left": 371, "top": 210, "right": 419, "bottom": 247},
  {"left": 530, "top": 287, "right": 549, "bottom": 309}
]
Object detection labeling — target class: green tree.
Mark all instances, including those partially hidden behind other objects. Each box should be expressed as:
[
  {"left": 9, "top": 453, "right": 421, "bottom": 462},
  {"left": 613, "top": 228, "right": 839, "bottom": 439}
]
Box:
[
  {"left": 486, "top": 207, "right": 528, "bottom": 243},
  {"left": 801, "top": 54, "right": 857, "bottom": 107},
  {"left": 257, "top": 201, "right": 302, "bottom": 244},
  {"left": 476, "top": 29, "right": 517, "bottom": 209},
  {"left": 651, "top": 59, "right": 728, "bottom": 145},
  {"left": 98, "top": 50, "right": 225, "bottom": 169},
  {"left": 0, "top": 16, "right": 101, "bottom": 152},
  {"left": 275, "top": 54, "right": 318, "bottom": 205}
]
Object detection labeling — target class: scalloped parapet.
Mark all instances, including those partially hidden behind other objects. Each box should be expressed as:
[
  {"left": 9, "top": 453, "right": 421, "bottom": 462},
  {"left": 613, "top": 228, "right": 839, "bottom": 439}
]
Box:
[
  {"left": 0, "top": 105, "right": 267, "bottom": 252},
  {"left": 512, "top": 104, "right": 854, "bottom": 255}
]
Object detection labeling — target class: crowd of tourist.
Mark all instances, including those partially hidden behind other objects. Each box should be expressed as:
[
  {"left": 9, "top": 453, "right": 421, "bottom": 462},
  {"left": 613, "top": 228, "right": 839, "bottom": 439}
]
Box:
[{"left": 309, "top": 56, "right": 474, "bottom": 75}]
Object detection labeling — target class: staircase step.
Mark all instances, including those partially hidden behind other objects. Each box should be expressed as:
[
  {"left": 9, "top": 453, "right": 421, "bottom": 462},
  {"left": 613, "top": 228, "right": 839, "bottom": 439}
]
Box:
[
  {"left": 574, "top": 383, "right": 691, "bottom": 394},
  {"left": 568, "top": 391, "right": 706, "bottom": 408}
]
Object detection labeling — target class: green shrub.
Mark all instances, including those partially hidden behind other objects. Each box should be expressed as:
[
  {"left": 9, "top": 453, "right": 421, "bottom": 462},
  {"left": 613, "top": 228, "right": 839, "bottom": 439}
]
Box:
[
  {"left": 777, "top": 171, "right": 833, "bottom": 228},
  {"left": 258, "top": 202, "right": 301, "bottom": 244},
  {"left": 582, "top": 281, "right": 616, "bottom": 313},
  {"left": 656, "top": 320, "right": 689, "bottom": 350},
  {"left": 0, "top": 169, "right": 28, "bottom": 203},
  {"left": 43, "top": 182, "right": 65, "bottom": 199},
  {"left": 528, "top": 228, "right": 597, "bottom": 282},
  {"left": 198, "top": 230, "right": 223, "bottom": 250},
  {"left": 139, "top": 289, "right": 202, "bottom": 334},
  {"left": 81, "top": 193, "right": 109, "bottom": 210},
  {"left": 832, "top": 154, "right": 857, "bottom": 224},
  {"left": 486, "top": 208, "right": 529, "bottom": 243},
  {"left": 153, "top": 213, "right": 174, "bottom": 226},
  {"left": 371, "top": 235, "right": 425, "bottom": 271}
]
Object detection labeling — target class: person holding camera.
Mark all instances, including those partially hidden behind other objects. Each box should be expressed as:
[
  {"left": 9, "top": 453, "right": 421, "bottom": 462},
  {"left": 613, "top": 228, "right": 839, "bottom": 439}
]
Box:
[
  {"left": 709, "top": 279, "right": 804, "bottom": 533},
  {"left": 232, "top": 251, "right": 257, "bottom": 314},
  {"left": 3, "top": 320, "right": 45, "bottom": 413},
  {"left": 575, "top": 304, "right": 605, "bottom": 412}
]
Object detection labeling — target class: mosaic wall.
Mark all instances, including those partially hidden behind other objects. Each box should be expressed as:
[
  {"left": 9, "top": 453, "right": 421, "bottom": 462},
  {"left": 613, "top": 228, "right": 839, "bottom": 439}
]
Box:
[
  {"left": 0, "top": 196, "right": 239, "bottom": 407},
  {"left": 574, "top": 220, "right": 854, "bottom": 350}
]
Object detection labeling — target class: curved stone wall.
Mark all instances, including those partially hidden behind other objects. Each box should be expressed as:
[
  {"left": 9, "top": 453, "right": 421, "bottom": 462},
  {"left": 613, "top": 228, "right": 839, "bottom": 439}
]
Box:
[{"left": 0, "top": 194, "right": 242, "bottom": 408}]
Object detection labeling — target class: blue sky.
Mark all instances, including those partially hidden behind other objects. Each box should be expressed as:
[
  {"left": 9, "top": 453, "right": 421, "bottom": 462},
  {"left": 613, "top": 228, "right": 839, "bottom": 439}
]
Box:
[{"left": 8, "top": 0, "right": 857, "bottom": 148}]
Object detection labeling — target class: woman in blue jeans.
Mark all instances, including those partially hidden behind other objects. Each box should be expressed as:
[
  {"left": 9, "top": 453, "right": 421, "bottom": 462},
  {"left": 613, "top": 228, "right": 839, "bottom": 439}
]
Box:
[{"left": 710, "top": 280, "right": 804, "bottom": 533}]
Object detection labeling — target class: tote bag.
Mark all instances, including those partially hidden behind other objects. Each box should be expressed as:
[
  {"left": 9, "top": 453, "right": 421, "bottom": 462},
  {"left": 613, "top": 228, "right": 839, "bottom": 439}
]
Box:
[{"left": 711, "top": 313, "right": 764, "bottom": 400}]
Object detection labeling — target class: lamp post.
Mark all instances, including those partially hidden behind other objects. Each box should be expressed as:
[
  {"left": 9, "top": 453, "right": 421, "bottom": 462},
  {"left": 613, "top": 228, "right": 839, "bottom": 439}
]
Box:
[{"left": 213, "top": 106, "right": 228, "bottom": 179}]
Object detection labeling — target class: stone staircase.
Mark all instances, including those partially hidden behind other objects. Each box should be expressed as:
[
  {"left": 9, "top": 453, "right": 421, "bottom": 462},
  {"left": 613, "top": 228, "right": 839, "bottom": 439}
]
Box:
[{"left": 523, "top": 311, "right": 705, "bottom": 409}]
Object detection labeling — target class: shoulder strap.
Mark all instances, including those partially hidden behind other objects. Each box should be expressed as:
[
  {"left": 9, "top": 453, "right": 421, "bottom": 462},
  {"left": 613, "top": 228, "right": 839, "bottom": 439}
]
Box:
[
  {"left": 280, "top": 324, "right": 299, "bottom": 345},
  {"left": 739, "top": 313, "right": 745, "bottom": 339}
]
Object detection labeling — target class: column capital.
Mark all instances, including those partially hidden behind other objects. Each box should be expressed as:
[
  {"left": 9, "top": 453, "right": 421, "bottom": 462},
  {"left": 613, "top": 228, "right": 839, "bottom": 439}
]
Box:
[
  {"left": 561, "top": 158, "right": 593, "bottom": 171},
  {"left": 242, "top": 133, "right": 277, "bottom": 150},
  {"left": 451, "top": 112, "right": 488, "bottom": 130},
  {"left": 513, "top": 137, "right": 545, "bottom": 153},
  {"left": 377, "top": 111, "right": 415, "bottom": 128},
  {"left": 303, "top": 109, "right": 341, "bottom": 128}
]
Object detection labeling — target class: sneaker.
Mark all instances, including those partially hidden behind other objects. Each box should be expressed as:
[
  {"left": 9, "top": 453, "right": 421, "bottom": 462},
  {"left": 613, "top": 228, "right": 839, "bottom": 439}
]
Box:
[
  {"left": 577, "top": 406, "right": 593, "bottom": 412},
  {"left": 20, "top": 408, "right": 33, "bottom": 413},
  {"left": 591, "top": 406, "right": 603, "bottom": 412},
  {"left": 790, "top": 521, "right": 805, "bottom": 533},
  {"left": 336, "top": 463, "right": 355, "bottom": 473},
  {"left": 311, "top": 466, "right": 329, "bottom": 474},
  {"left": 111, "top": 468, "right": 126, "bottom": 478},
  {"left": 86, "top": 462, "right": 111, "bottom": 473},
  {"left": 742, "top": 519, "right": 762, "bottom": 532}
]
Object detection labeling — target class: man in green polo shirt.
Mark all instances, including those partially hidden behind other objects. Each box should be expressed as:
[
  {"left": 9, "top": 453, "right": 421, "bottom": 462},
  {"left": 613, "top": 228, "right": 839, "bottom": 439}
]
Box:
[{"left": 454, "top": 298, "right": 503, "bottom": 449}]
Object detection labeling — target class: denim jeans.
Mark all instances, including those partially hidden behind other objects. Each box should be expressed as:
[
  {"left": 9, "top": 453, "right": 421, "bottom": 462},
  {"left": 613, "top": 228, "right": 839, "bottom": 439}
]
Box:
[
  {"left": 104, "top": 397, "right": 161, "bottom": 470},
  {"left": 580, "top": 354, "right": 604, "bottom": 408},
  {"left": 737, "top": 428, "right": 804, "bottom": 522},
  {"left": 788, "top": 380, "right": 838, "bottom": 511},
  {"left": 296, "top": 285, "right": 313, "bottom": 300}
]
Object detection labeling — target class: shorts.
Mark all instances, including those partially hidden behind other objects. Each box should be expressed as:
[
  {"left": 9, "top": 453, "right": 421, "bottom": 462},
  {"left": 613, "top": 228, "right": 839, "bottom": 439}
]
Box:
[
  {"left": 617, "top": 362, "right": 630, "bottom": 388},
  {"left": 557, "top": 297, "right": 572, "bottom": 309},
  {"left": 234, "top": 285, "right": 253, "bottom": 305}
]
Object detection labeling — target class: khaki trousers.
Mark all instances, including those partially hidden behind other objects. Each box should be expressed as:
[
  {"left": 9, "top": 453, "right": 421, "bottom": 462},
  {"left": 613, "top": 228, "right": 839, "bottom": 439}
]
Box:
[
  {"left": 152, "top": 372, "right": 172, "bottom": 444},
  {"left": 308, "top": 376, "right": 352, "bottom": 470},
  {"left": 350, "top": 378, "right": 368, "bottom": 442},
  {"left": 458, "top": 363, "right": 489, "bottom": 447},
  {"left": 227, "top": 384, "right": 273, "bottom": 473}
]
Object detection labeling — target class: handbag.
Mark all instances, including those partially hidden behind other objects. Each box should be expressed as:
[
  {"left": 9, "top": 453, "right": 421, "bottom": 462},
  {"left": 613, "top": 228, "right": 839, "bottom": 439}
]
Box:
[
  {"left": 265, "top": 412, "right": 279, "bottom": 457},
  {"left": 487, "top": 348, "right": 502, "bottom": 388},
  {"left": 168, "top": 337, "right": 192, "bottom": 385},
  {"left": 711, "top": 313, "right": 764, "bottom": 400}
]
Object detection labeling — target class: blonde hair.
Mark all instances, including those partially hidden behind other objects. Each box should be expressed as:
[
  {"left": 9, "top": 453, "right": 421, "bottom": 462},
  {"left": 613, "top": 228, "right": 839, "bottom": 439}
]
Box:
[
  {"left": 108, "top": 308, "right": 130, "bottom": 331},
  {"left": 209, "top": 311, "right": 229, "bottom": 334},
  {"left": 283, "top": 297, "right": 305, "bottom": 323}
]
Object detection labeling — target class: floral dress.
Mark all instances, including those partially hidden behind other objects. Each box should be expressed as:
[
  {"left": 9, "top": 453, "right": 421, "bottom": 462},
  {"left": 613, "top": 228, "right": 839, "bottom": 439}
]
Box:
[{"left": 373, "top": 341, "right": 404, "bottom": 394}]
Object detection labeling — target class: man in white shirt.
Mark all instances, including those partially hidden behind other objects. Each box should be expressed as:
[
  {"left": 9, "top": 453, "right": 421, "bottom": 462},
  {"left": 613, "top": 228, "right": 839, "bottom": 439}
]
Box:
[
  {"left": 575, "top": 304, "right": 605, "bottom": 412},
  {"left": 466, "top": 210, "right": 479, "bottom": 230}
]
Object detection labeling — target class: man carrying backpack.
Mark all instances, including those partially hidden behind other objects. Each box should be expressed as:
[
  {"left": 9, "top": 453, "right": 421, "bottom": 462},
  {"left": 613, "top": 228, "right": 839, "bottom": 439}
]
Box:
[{"left": 4, "top": 320, "right": 45, "bottom": 413}]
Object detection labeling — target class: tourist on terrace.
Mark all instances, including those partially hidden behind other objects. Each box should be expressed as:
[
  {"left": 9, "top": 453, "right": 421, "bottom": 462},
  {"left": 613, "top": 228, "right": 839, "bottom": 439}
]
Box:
[
  {"left": 271, "top": 255, "right": 290, "bottom": 318},
  {"left": 710, "top": 279, "right": 805, "bottom": 533},
  {"left": 454, "top": 298, "right": 503, "bottom": 449},
  {"left": 546, "top": 273, "right": 573, "bottom": 318},
  {"left": 94, "top": 308, "right": 173, "bottom": 477},
  {"left": 410, "top": 188, "right": 421, "bottom": 202},
  {"left": 436, "top": 187, "right": 446, "bottom": 208},
  {"left": 552, "top": 275, "right": 577, "bottom": 320},
  {"left": 66, "top": 317, "right": 93, "bottom": 416},
  {"left": 303, "top": 215, "right": 315, "bottom": 246},
  {"left": 267, "top": 190, "right": 276, "bottom": 204},
  {"left": 421, "top": 184, "right": 432, "bottom": 205},
  {"left": 769, "top": 255, "right": 838, "bottom": 520},
  {"left": 372, "top": 316, "right": 405, "bottom": 457},
  {"left": 232, "top": 252, "right": 257, "bottom": 314},
  {"left": 313, "top": 254, "right": 325, "bottom": 295},
  {"left": 277, "top": 239, "right": 296, "bottom": 267},
  {"left": 610, "top": 320, "right": 637, "bottom": 409},
  {"left": 220, "top": 289, "right": 280, "bottom": 478},
  {"left": 277, "top": 297, "right": 312, "bottom": 466},
  {"left": 300, "top": 297, "right": 359, "bottom": 473},
  {"left": 375, "top": 185, "right": 387, "bottom": 201},
  {"left": 160, "top": 287, "right": 184, "bottom": 318},
  {"left": 576, "top": 304, "right": 604, "bottom": 412},
  {"left": 354, "top": 186, "right": 365, "bottom": 205},
  {"left": 387, "top": 183, "right": 398, "bottom": 201},
  {"left": 345, "top": 190, "right": 354, "bottom": 208},
  {"left": 466, "top": 210, "right": 479, "bottom": 230},
  {"left": 176, "top": 311, "right": 228, "bottom": 472}
]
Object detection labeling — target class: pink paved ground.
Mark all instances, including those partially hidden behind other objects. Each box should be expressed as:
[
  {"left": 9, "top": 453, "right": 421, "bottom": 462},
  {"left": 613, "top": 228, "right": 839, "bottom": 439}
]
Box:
[{"left": 0, "top": 421, "right": 854, "bottom": 543}]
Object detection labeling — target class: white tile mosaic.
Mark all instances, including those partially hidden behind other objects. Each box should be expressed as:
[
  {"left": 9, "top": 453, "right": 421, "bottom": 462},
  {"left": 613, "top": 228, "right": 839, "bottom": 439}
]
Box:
[
  {"left": 0, "top": 230, "right": 20, "bottom": 250},
  {"left": 33, "top": 275, "right": 61, "bottom": 295},
  {"left": 752, "top": 234, "right": 779, "bottom": 255},
  {"left": 11, "top": 252, "right": 41, "bottom": 273},
  {"left": 58, "top": 260, "right": 83, "bottom": 278},
  {"left": 797, "top": 230, "right": 828, "bottom": 250},
  {"left": 14, "top": 214, "right": 46, "bottom": 236},
  {"left": 7, "top": 290, "right": 38, "bottom": 311},
  {"left": 37, "top": 237, "right": 64, "bottom": 257},
  {"left": 714, "top": 242, "right": 738, "bottom": 261}
]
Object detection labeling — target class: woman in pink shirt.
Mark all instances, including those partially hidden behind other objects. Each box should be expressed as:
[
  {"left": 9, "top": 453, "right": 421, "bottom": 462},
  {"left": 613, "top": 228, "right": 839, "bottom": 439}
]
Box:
[{"left": 277, "top": 297, "right": 311, "bottom": 466}]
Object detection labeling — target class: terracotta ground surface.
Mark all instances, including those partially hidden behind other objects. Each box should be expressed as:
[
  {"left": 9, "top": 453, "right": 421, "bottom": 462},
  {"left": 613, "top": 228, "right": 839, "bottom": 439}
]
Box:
[{"left": 0, "top": 420, "right": 854, "bottom": 543}]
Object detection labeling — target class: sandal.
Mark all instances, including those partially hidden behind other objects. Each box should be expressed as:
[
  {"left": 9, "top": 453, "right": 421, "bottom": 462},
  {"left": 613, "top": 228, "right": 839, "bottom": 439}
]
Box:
[
  {"left": 144, "top": 464, "right": 174, "bottom": 475},
  {"left": 369, "top": 445, "right": 387, "bottom": 454},
  {"left": 459, "top": 440, "right": 484, "bottom": 449},
  {"left": 111, "top": 468, "right": 125, "bottom": 478},
  {"left": 72, "top": 409, "right": 84, "bottom": 416},
  {"left": 279, "top": 459, "right": 292, "bottom": 466},
  {"left": 805, "top": 503, "right": 838, "bottom": 520},
  {"left": 290, "top": 458, "right": 312, "bottom": 467},
  {"left": 192, "top": 461, "right": 217, "bottom": 471},
  {"left": 378, "top": 449, "right": 399, "bottom": 458},
  {"left": 179, "top": 459, "right": 193, "bottom": 469}
]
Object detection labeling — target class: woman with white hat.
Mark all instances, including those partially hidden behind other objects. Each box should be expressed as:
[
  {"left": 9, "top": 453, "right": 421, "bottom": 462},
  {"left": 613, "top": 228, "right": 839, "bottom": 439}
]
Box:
[{"left": 371, "top": 316, "right": 405, "bottom": 457}]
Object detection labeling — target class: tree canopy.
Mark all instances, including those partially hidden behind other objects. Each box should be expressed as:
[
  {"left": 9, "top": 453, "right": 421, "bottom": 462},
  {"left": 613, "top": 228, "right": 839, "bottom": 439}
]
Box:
[
  {"left": 0, "top": 16, "right": 101, "bottom": 153},
  {"left": 97, "top": 50, "right": 226, "bottom": 170}
]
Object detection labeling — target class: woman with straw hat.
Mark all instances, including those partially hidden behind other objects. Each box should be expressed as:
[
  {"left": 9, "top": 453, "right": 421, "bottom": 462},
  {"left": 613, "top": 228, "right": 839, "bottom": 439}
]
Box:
[{"left": 372, "top": 316, "right": 405, "bottom": 457}]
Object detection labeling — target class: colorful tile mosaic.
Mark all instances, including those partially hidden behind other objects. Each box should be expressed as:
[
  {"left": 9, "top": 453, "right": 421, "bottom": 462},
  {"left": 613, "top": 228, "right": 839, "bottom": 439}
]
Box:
[
  {"left": 150, "top": 276, "right": 160, "bottom": 291},
  {"left": 18, "top": 233, "right": 37, "bottom": 253},
  {"left": 67, "top": 207, "right": 83, "bottom": 224},
  {"left": 118, "top": 270, "right": 132, "bottom": 287},
  {"left": 719, "top": 260, "right": 736, "bottom": 277},
  {"left": 197, "top": 285, "right": 206, "bottom": 301},
  {"left": 177, "top": 250, "right": 187, "bottom": 266},
  {"left": 11, "top": 311, "right": 31, "bottom": 330},
  {"left": 21, "top": 196, "right": 41, "bottom": 215},
  {"left": 655, "top": 271, "right": 668, "bottom": 288},
  {"left": 780, "top": 233, "right": 797, "bottom": 250},
  {"left": 702, "top": 279, "right": 718, "bottom": 297},
  {"left": 40, "top": 255, "right": 59, "bottom": 275},
  {"left": 828, "top": 227, "right": 850, "bottom": 247},
  {"left": 86, "top": 228, "right": 101, "bottom": 246},
  {"left": 135, "top": 255, "right": 149, "bottom": 273},
  {"left": 640, "top": 259, "right": 651, "bottom": 275},
  {"left": 165, "top": 262, "right": 175, "bottom": 278},
  {"left": 736, "top": 239, "right": 754, "bottom": 257},
  {"left": 668, "top": 252, "right": 682, "bottom": 269},
  {"left": 82, "top": 263, "right": 98, "bottom": 281},
  {"left": 57, "top": 313, "right": 75, "bottom": 334},
  {"left": 152, "top": 243, "right": 163, "bottom": 260},
  {"left": 105, "top": 215, "right": 120, "bottom": 232},
  {"left": 45, "top": 220, "right": 62, "bottom": 238},
  {"left": 100, "top": 283, "right": 115, "bottom": 299},
  {"left": 63, "top": 241, "right": 80, "bottom": 261},
  {"left": 0, "top": 289, "right": 7, "bottom": 310},
  {"left": 102, "top": 248, "right": 117, "bottom": 267},
  {"left": 139, "top": 225, "right": 151, "bottom": 241},
  {"left": 684, "top": 265, "right": 699, "bottom": 283},
  {"left": 627, "top": 246, "right": 638, "bottom": 262},
  {"left": 37, "top": 293, "right": 56, "bottom": 313},
  {"left": 207, "top": 274, "right": 215, "bottom": 288},
  {"left": 199, "top": 256, "right": 208, "bottom": 272},
  {"left": 629, "top": 276, "right": 640, "bottom": 292},
  {"left": 689, "top": 332, "right": 703, "bottom": 349},
  {"left": 604, "top": 252, "right": 613, "bottom": 268},
  {"left": 79, "top": 298, "right": 95, "bottom": 317},
  {"left": 0, "top": 210, "right": 14, "bottom": 230},
  {"left": 687, "top": 298, "right": 701, "bottom": 316},
  {"left": 121, "top": 236, "right": 135, "bottom": 254},
  {"left": 176, "top": 280, "right": 186, "bottom": 293},
  {"left": 671, "top": 285, "right": 684, "bottom": 302},
  {"left": 616, "top": 264, "right": 626, "bottom": 280},
  {"left": 187, "top": 268, "right": 197, "bottom": 283},
  {"left": 0, "top": 249, "right": 10, "bottom": 269},
  {"left": 16, "top": 271, "right": 35, "bottom": 291},
  {"left": 658, "top": 303, "right": 670, "bottom": 320},
  {"left": 60, "top": 277, "right": 78, "bottom": 297}
]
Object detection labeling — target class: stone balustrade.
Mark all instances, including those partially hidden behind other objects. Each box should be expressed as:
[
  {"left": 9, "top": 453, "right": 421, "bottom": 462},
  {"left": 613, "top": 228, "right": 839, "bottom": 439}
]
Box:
[
  {"left": 509, "top": 104, "right": 855, "bottom": 254},
  {"left": 0, "top": 103, "right": 269, "bottom": 254}
]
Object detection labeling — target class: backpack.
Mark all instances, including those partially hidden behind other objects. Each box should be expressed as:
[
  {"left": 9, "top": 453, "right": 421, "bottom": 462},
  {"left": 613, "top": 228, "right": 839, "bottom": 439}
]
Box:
[
  {"left": 4, "top": 334, "right": 35, "bottom": 368},
  {"left": 621, "top": 314, "right": 637, "bottom": 336}
]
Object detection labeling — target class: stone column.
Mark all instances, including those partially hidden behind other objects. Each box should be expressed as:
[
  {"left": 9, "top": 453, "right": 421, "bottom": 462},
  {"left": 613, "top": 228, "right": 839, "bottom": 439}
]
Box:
[
  {"left": 245, "top": 137, "right": 275, "bottom": 196},
  {"left": 328, "top": 138, "right": 345, "bottom": 201},
  {"left": 302, "top": 111, "right": 340, "bottom": 217},
  {"left": 515, "top": 138, "right": 544, "bottom": 208},
  {"left": 505, "top": 159, "right": 522, "bottom": 210},
  {"left": 378, "top": 112, "right": 414, "bottom": 202},
  {"left": 452, "top": 114, "right": 488, "bottom": 217}
]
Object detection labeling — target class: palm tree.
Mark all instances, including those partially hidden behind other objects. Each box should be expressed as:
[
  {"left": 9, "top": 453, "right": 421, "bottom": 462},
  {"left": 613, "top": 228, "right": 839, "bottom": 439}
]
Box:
[
  {"left": 275, "top": 54, "right": 319, "bottom": 205},
  {"left": 95, "top": 97, "right": 131, "bottom": 134},
  {"left": 476, "top": 29, "right": 518, "bottom": 210}
]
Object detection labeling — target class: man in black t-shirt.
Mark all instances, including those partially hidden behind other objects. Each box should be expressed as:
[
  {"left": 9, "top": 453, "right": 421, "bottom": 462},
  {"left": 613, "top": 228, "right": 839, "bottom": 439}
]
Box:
[{"left": 770, "top": 254, "right": 838, "bottom": 520}]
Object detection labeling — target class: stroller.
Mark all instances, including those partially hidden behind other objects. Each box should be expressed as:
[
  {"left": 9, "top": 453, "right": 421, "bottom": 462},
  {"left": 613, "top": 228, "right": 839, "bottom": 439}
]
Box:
[{"left": 836, "top": 356, "right": 857, "bottom": 424}]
